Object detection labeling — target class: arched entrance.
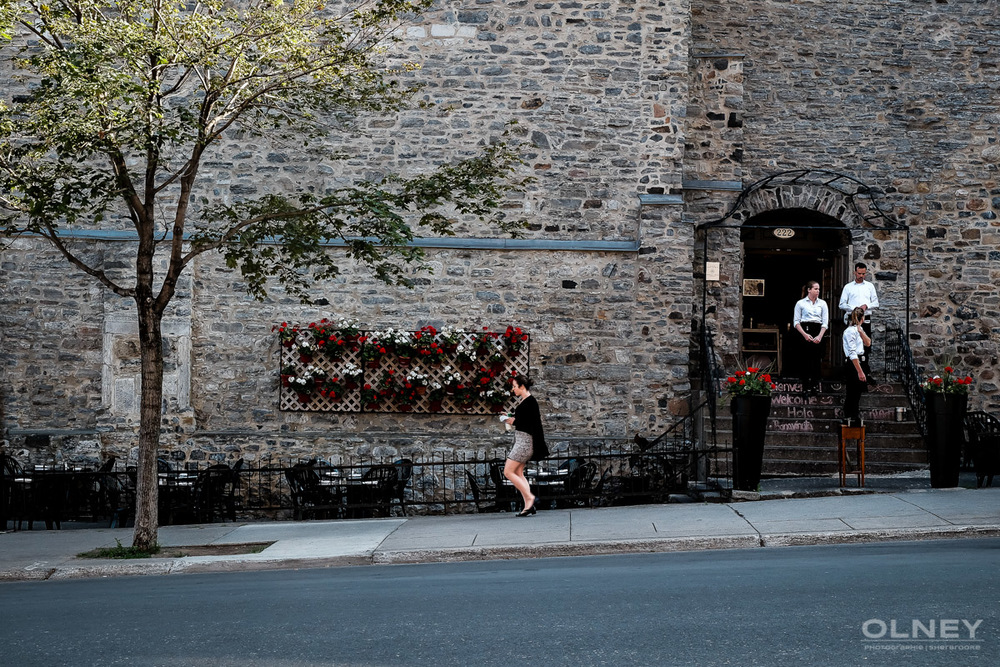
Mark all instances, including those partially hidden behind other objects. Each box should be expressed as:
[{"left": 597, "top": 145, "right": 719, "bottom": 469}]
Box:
[
  {"left": 696, "top": 169, "right": 910, "bottom": 389},
  {"left": 740, "top": 209, "right": 850, "bottom": 381}
]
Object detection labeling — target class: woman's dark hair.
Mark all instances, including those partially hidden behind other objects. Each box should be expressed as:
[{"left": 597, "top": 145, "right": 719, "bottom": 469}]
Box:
[
  {"left": 802, "top": 280, "right": 819, "bottom": 298},
  {"left": 513, "top": 375, "right": 533, "bottom": 389}
]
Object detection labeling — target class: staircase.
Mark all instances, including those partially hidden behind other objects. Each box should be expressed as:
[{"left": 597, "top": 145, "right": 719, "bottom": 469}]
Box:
[{"left": 714, "top": 380, "right": 928, "bottom": 476}]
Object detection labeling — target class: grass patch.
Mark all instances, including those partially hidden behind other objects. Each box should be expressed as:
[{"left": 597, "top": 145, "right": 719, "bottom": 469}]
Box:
[
  {"left": 78, "top": 539, "right": 160, "bottom": 559},
  {"left": 77, "top": 540, "right": 274, "bottom": 559}
]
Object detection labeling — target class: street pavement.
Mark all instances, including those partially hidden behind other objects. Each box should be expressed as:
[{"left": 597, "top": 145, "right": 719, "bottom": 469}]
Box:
[{"left": 1, "top": 471, "right": 997, "bottom": 581}]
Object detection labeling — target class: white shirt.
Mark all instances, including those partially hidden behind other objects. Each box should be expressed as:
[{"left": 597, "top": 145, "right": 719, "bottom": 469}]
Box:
[
  {"left": 843, "top": 326, "right": 866, "bottom": 361},
  {"left": 839, "top": 280, "right": 879, "bottom": 314},
  {"left": 793, "top": 297, "right": 829, "bottom": 328}
]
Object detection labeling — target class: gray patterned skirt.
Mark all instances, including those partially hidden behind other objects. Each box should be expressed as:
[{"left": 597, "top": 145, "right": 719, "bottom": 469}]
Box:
[{"left": 507, "top": 430, "right": 534, "bottom": 463}]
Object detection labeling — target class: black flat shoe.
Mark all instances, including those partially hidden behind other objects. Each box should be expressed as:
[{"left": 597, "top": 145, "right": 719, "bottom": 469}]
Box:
[{"left": 517, "top": 502, "right": 537, "bottom": 517}]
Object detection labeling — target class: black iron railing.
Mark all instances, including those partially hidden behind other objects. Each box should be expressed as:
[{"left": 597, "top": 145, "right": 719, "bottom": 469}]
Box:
[
  {"left": 3, "top": 438, "right": 731, "bottom": 529},
  {"left": 884, "top": 321, "right": 926, "bottom": 435}
]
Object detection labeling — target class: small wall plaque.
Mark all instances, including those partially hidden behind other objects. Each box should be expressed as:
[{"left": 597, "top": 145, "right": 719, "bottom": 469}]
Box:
[
  {"left": 773, "top": 227, "right": 796, "bottom": 239},
  {"left": 706, "top": 261, "right": 720, "bottom": 281}
]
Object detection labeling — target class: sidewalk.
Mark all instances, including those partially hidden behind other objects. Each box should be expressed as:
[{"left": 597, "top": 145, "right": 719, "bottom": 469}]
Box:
[{"left": 2, "top": 472, "right": 997, "bottom": 581}]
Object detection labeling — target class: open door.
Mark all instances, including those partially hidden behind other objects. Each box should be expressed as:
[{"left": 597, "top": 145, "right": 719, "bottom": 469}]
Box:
[{"left": 740, "top": 210, "right": 851, "bottom": 381}]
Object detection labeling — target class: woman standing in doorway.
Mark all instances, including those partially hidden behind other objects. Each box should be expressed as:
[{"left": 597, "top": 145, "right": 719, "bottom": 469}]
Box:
[
  {"left": 793, "top": 280, "right": 829, "bottom": 397},
  {"left": 502, "top": 375, "right": 547, "bottom": 517}
]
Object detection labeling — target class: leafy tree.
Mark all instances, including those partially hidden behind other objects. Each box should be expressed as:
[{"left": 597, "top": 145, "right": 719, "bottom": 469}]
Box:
[{"left": 0, "top": 0, "right": 527, "bottom": 550}]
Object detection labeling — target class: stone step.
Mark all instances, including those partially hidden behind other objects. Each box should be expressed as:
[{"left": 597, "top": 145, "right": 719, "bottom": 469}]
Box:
[
  {"left": 716, "top": 418, "right": 919, "bottom": 436},
  {"left": 707, "top": 380, "right": 927, "bottom": 476},
  {"left": 761, "top": 459, "right": 927, "bottom": 476}
]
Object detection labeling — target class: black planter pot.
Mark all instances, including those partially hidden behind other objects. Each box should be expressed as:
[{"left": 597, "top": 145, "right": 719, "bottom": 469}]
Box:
[
  {"left": 925, "top": 393, "right": 967, "bottom": 488},
  {"left": 730, "top": 394, "right": 772, "bottom": 491}
]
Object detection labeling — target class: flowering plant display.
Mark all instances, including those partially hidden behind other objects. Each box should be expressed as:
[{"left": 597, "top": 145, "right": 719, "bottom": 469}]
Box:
[
  {"left": 484, "top": 388, "right": 509, "bottom": 406},
  {"left": 921, "top": 367, "right": 973, "bottom": 395},
  {"left": 472, "top": 327, "right": 499, "bottom": 356},
  {"left": 336, "top": 317, "right": 360, "bottom": 340},
  {"left": 725, "top": 366, "right": 776, "bottom": 397},
  {"left": 273, "top": 322, "right": 298, "bottom": 348},
  {"left": 382, "top": 328, "right": 414, "bottom": 358},
  {"left": 437, "top": 327, "right": 461, "bottom": 349},
  {"left": 472, "top": 366, "right": 497, "bottom": 394},
  {"left": 413, "top": 325, "right": 445, "bottom": 364},
  {"left": 427, "top": 382, "right": 446, "bottom": 402},
  {"left": 319, "top": 376, "right": 344, "bottom": 401},
  {"left": 287, "top": 366, "right": 327, "bottom": 397},
  {"left": 454, "top": 344, "right": 475, "bottom": 369},
  {"left": 358, "top": 336, "right": 388, "bottom": 364},
  {"left": 360, "top": 383, "right": 383, "bottom": 408},
  {"left": 502, "top": 325, "right": 528, "bottom": 354},
  {"left": 453, "top": 382, "right": 476, "bottom": 406},
  {"left": 276, "top": 321, "right": 531, "bottom": 414},
  {"left": 440, "top": 366, "right": 463, "bottom": 392},
  {"left": 403, "top": 371, "right": 429, "bottom": 390},
  {"left": 296, "top": 340, "right": 316, "bottom": 362},
  {"left": 340, "top": 362, "right": 363, "bottom": 387}
]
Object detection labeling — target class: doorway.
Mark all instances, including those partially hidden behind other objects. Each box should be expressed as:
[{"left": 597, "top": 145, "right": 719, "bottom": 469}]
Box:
[{"left": 740, "top": 209, "right": 851, "bottom": 381}]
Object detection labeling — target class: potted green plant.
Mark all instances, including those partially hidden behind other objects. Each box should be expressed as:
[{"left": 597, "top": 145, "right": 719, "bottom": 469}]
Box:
[
  {"left": 428, "top": 383, "right": 446, "bottom": 412},
  {"left": 484, "top": 388, "right": 509, "bottom": 413},
  {"left": 341, "top": 363, "right": 363, "bottom": 390},
  {"left": 502, "top": 325, "right": 527, "bottom": 357},
  {"left": 725, "top": 366, "right": 776, "bottom": 491},
  {"left": 273, "top": 322, "right": 299, "bottom": 348},
  {"left": 359, "top": 336, "right": 387, "bottom": 368},
  {"left": 438, "top": 327, "right": 461, "bottom": 354},
  {"left": 922, "top": 366, "right": 974, "bottom": 488}
]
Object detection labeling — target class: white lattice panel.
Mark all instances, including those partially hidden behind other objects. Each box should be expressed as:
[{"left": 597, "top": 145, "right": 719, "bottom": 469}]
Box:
[{"left": 278, "top": 329, "right": 529, "bottom": 415}]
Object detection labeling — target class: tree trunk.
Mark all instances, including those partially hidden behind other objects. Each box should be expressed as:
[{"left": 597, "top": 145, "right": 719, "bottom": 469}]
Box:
[{"left": 132, "top": 299, "right": 164, "bottom": 550}]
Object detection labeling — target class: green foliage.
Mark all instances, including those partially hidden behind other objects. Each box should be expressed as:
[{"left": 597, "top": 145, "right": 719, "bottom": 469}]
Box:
[
  {"left": 78, "top": 538, "right": 160, "bottom": 559},
  {"left": 0, "top": 0, "right": 529, "bottom": 301}
]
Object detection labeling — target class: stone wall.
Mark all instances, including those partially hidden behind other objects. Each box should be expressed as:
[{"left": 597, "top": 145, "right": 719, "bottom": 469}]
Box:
[
  {"left": 689, "top": 0, "right": 1000, "bottom": 409},
  {"left": 4, "top": 0, "right": 999, "bottom": 468}
]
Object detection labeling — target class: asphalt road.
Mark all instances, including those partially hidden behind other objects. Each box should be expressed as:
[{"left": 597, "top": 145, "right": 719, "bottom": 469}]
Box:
[{"left": 2, "top": 538, "right": 998, "bottom": 666}]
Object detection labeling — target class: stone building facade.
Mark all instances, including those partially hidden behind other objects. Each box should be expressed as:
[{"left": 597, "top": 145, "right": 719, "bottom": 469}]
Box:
[{"left": 1, "top": 0, "right": 998, "bottom": 467}]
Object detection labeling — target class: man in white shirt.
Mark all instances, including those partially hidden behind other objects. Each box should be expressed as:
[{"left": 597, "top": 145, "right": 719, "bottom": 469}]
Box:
[{"left": 839, "top": 262, "right": 878, "bottom": 381}]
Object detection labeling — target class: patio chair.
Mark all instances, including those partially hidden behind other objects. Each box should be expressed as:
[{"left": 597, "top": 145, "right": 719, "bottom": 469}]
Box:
[
  {"left": 465, "top": 470, "right": 500, "bottom": 513},
  {"left": 194, "top": 463, "right": 240, "bottom": 523},
  {"left": 563, "top": 460, "right": 598, "bottom": 507},
  {"left": 357, "top": 465, "right": 398, "bottom": 518},
  {"left": 285, "top": 462, "right": 341, "bottom": 520},
  {"left": 392, "top": 459, "right": 413, "bottom": 516},
  {"left": 488, "top": 459, "right": 519, "bottom": 512},
  {"left": 964, "top": 411, "right": 999, "bottom": 488},
  {"left": 1, "top": 454, "right": 29, "bottom": 531}
]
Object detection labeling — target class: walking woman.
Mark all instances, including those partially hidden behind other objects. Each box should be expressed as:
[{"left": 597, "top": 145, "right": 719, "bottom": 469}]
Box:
[
  {"left": 502, "top": 375, "right": 547, "bottom": 517},
  {"left": 842, "top": 306, "right": 872, "bottom": 427},
  {"left": 793, "top": 280, "right": 829, "bottom": 396}
]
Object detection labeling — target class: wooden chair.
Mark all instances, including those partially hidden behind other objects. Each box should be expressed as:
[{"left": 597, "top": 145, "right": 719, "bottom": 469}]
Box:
[{"left": 839, "top": 425, "right": 866, "bottom": 487}]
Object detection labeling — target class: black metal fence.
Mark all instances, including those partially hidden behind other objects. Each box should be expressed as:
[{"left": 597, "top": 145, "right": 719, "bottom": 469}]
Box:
[
  {"left": 884, "top": 320, "right": 927, "bottom": 435},
  {"left": 4, "top": 413, "right": 731, "bottom": 529}
]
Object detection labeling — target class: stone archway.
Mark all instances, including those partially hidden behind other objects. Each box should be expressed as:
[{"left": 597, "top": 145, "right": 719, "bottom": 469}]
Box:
[{"left": 695, "top": 170, "right": 909, "bottom": 381}]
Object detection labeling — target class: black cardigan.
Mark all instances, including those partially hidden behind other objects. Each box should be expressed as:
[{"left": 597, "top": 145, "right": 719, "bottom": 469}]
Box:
[{"left": 513, "top": 395, "right": 546, "bottom": 452}]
